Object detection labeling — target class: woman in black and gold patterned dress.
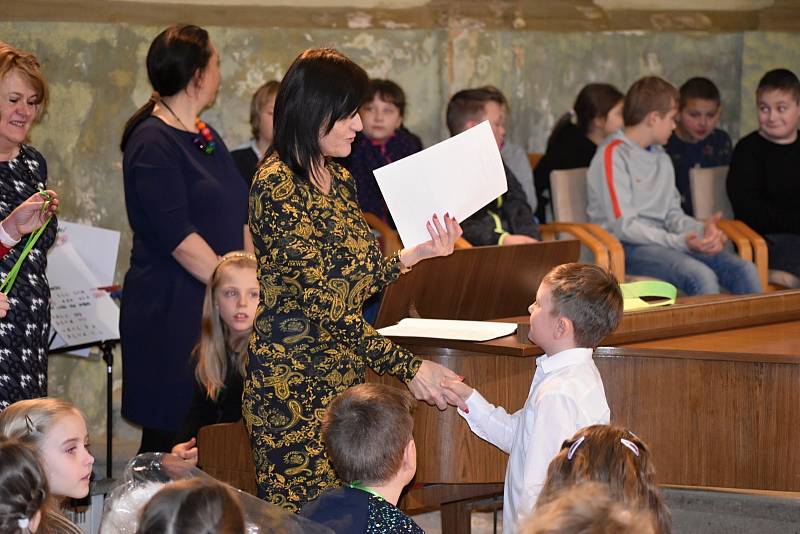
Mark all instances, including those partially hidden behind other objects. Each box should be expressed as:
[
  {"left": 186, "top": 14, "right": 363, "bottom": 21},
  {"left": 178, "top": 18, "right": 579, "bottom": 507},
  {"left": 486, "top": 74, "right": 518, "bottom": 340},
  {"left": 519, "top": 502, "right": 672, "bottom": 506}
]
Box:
[{"left": 245, "top": 48, "right": 465, "bottom": 511}]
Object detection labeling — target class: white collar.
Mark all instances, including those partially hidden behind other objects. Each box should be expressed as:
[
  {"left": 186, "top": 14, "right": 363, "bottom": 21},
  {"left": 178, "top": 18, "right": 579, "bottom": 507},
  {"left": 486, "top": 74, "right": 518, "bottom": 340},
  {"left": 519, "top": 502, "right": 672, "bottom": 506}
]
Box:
[{"left": 536, "top": 347, "right": 594, "bottom": 374}]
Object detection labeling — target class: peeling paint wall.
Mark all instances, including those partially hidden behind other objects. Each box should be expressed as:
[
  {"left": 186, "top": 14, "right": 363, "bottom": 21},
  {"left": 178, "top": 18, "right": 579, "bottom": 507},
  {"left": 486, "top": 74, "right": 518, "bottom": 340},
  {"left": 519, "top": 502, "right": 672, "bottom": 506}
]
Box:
[{"left": 1, "top": 21, "right": 797, "bottom": 459}]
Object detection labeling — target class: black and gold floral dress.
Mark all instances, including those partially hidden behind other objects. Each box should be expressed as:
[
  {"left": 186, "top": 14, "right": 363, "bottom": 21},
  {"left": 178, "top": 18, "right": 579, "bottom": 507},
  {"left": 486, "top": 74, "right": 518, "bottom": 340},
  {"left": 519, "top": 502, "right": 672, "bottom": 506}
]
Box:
[{"left": 244, "top": 153, "right": 421, "bottom": 511}]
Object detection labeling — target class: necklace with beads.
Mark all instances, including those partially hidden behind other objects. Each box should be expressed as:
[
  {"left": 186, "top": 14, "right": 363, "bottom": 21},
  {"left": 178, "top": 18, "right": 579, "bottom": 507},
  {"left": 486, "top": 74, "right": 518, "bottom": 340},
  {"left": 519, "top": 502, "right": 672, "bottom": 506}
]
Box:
[{"left": 160, "top": 100, "right": 216, "bottom": 155}]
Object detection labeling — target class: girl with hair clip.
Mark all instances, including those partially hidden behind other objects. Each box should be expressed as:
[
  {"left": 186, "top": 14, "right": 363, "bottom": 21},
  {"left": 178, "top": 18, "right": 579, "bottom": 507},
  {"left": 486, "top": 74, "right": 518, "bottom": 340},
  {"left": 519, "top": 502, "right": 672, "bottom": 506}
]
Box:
[
  {"left": 135, "top": 478, "right": 245, "bottom": 534},
  {"left": 536, "top": 424, "right": 672, "bottom": 534},
  {"left": 0, "top": 398, "right": 94, "bottom": 534},
  {"left": 0, "top": 438, "right": 48, "bottom": 533},
  {"left": 534, "top": 83, "right": 624, "bottom": 223},
  {"left": 170, "top": 251, "right": 257, "bottom": 465}
]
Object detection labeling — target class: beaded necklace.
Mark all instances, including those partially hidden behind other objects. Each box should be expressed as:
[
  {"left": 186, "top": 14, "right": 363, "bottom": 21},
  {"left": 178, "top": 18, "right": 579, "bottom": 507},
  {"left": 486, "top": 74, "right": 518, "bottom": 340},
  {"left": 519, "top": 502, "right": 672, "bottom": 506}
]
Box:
[{"left": 160, "top": 100, "right": 216, "bottom": 155}]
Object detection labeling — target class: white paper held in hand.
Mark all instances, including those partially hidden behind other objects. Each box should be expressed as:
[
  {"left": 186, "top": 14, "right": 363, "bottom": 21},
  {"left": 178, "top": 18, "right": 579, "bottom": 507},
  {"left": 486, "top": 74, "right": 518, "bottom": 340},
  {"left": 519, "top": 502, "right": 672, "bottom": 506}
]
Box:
[{"left": 373, "top": 120, "right": 508, "bottom": 248}]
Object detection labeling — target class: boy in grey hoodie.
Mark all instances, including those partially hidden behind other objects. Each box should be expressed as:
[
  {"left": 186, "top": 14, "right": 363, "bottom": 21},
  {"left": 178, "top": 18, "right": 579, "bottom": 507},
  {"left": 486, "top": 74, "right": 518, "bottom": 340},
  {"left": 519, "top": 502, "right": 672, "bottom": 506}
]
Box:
[{"left": 587, "top": 76, "right": 760, "bottom": 296}]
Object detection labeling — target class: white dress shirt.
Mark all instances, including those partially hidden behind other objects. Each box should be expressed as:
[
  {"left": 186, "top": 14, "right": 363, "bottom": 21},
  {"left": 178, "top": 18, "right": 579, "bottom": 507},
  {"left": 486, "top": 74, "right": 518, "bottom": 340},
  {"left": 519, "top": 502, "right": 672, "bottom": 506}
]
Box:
[{"left": 458, "top": 347, "right": 610, "bottom": 534}]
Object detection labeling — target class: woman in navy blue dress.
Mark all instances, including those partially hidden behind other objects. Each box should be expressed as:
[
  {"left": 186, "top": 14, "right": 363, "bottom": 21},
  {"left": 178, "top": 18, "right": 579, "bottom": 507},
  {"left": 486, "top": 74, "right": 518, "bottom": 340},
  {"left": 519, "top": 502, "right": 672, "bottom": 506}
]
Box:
[{"left": 119, "top": 25, "right": 249, "bottom": 453}]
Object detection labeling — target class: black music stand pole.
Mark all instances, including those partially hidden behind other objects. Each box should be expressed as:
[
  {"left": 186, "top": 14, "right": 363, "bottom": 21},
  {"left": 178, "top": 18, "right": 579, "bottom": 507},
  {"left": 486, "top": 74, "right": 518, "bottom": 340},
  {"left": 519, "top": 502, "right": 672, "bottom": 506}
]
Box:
[{"left": 49, "top": 338, "right": 120, "bottom": 480}]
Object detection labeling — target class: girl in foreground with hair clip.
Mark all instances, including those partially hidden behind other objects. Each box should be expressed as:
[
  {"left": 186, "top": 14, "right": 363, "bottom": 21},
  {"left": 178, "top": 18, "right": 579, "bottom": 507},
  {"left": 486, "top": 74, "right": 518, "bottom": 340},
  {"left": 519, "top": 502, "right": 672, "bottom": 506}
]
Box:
[
  {"left": 535, "top": 424, "right": 671, "bottom": 534},
  {"left": 0, "top": 398, "right": 94, "bottom": 534},
  {"left": 0, "top": 438, "right": 48, "bottom": 533},
  {"left": 171, "top": 251, "right": 258, "bottom": 465}
]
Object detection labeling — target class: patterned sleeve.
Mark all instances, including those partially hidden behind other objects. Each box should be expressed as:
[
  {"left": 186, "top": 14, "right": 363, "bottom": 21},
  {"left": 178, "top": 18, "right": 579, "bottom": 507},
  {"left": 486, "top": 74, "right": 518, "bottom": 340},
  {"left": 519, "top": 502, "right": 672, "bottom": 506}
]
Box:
[{"left": 250, "top": 168, "right": 421, "bottom": 383}]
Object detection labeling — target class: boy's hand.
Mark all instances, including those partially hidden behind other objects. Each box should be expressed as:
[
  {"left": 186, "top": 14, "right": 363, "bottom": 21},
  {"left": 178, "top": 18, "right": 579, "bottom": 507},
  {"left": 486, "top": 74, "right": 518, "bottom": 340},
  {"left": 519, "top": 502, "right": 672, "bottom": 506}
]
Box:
[
  {"left": 440, "top": 378, "right": 474, "bottom": 411},
  {"left": 408, "top": 360, "right": 467, "bottom": 411},
  {"left": 171, "top": 437, "right": 198, "bottom": 466}
]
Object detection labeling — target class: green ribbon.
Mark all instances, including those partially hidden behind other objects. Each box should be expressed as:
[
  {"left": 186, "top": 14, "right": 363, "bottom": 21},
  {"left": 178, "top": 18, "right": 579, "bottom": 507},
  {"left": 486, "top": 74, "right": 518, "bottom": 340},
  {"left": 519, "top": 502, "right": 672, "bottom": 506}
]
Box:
[
  {"left": 349, "top": 480, "right": 385, "bottom": 501},
  {"left": 620, "top": 280, "right": 677, "bottom": 311},
  {"left": 0, "top": 216, "right": 52, "bottom": 295}
]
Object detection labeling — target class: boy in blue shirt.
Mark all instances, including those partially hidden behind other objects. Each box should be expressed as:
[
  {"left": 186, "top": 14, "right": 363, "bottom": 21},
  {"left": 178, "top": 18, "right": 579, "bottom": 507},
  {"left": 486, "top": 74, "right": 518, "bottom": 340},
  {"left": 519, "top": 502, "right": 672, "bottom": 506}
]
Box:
[
  {"left": 665, "top": 77, "right": 733, "bottom": 215},
  {"left": 300, "top": 384, "right": 423, "bottom": 534}
]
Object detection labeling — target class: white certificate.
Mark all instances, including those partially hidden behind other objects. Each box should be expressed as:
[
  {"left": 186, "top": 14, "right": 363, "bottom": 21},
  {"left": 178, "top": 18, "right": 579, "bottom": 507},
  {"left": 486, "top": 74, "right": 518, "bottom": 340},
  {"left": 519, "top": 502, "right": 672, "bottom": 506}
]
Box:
[
  {"left": 374, "top": 120, "right": 508, "bottom": 248},
  {"left": 377, "top": 318, "right": 517, "bottom": 342}
]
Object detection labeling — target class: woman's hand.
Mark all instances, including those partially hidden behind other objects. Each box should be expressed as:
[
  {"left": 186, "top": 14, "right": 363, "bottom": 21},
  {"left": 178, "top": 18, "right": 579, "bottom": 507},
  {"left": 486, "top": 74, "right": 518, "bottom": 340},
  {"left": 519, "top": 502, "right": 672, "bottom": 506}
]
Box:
[
  {"left": 0, "top": 293, "right": 9, "bottom": 318},
  {"left": 2, "top": 190, "right": 59, "bottom": 241},
  {"left": 407, "top": 360, "right": 468, "bottom": 411},
  {"left": 399, "top": 213, "right": 462, "bottom": 269}
]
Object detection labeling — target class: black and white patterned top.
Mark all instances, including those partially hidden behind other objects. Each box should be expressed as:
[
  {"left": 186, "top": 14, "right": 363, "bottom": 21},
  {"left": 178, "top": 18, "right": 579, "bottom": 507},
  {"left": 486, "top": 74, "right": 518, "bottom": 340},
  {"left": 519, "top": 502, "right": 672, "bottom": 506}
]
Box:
[{"left": 0, "top": 144, "right": 56, "bottom": 408}]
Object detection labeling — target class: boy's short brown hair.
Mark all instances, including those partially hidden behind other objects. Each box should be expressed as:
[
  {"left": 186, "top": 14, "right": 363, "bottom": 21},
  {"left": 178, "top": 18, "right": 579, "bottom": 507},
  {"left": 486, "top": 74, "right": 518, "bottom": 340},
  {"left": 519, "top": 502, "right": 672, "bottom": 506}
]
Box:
[
  {"left": 322, "top": 383, "right": 415, "bottom": 486},
  {"left": 446, "top": 87, "right": 505, "bottom": 135},
  {"left": 756, "top": 68, "right": 800, "bottom": 102},
  {"left": 622, "top": 76, "right": 679, "bottom": 127},
  {"left": 678, "top": 77, "right": 721, "bottom": 109},
  {"left": 542, "top": 263, "right": 623, "bottom": 348}
]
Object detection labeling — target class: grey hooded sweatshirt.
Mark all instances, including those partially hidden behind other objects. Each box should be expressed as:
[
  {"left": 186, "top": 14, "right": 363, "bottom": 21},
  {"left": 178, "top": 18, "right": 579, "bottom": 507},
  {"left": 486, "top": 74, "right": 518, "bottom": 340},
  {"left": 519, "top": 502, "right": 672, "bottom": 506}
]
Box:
[{"left": 587, "top": 130, "right": 704, "bottom": 251}]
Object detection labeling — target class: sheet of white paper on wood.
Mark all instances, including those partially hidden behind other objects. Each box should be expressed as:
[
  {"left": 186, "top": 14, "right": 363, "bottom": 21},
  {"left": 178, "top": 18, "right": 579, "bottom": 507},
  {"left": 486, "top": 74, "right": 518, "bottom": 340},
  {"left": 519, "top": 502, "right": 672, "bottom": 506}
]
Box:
[
  {"left": 373, "top": 120, "right": 508, "bottom": 248},
  {"left": 377, "top": 318, "right": 517, "bottom": 342}
]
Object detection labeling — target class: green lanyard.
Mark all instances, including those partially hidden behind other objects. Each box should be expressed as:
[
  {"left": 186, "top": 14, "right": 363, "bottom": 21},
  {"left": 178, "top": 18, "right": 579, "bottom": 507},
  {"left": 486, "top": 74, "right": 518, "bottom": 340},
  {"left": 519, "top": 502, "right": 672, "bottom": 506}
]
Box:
[
  {"left": 0, "top": 197, "right": 53, "bottom": 295},
  {"left": 349, "top": 481, "right": 385, "bottom": 501}
]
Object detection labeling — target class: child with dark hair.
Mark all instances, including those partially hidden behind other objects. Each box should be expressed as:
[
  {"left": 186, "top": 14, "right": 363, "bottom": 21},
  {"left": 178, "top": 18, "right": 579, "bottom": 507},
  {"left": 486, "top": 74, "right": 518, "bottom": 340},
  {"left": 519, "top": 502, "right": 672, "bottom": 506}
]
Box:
[
  {"left": 442, "top": 263, "right": 623, "bottom": 534},
  {"left": 0, "top": 438, "right": 48, "bottom": 534},
  {"left": 136, "top": 478, "right": 245, "bottom": 534},
  {"left": 446, "top": 87, "right": 539, "bottom": 246},
  {"left": 344, "top": 79, "right": 423, "bottom": 255},
  {"left": 535, "top": 83, "right": 624, "bottom": 222},
  {"left": 534, "top": 425, "right": 671, "bottom": 534},
  {"left": 231, "top": 80, "right": 280, "bottom": 184},
  {"left": 727, "top": 68, "right": 800, "bottom": 281},
  {"left": 665, "top": 77, "right": 732, "bottom": 215},
  {"left": 587, "top": 76, "right": 761, "bottom": 296},
  {"left": 300, "top": 383, "right": 423, "bottom": 534}
]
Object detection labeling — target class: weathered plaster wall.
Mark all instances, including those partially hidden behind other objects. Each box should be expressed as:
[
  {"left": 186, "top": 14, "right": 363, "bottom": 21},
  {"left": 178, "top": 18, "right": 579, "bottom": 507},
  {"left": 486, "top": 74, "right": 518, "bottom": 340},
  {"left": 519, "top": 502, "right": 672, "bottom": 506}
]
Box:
[{"left": 1, "top": 20, "right": 797, "bottom": 461}]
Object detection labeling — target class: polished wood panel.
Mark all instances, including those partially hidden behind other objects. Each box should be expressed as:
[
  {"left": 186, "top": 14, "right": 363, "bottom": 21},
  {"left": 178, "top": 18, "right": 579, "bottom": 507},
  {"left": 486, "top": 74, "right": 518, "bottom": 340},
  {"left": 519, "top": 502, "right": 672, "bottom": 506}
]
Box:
[
  {"left": 197, "top": 420, "right": 257, "bottom": 496},
  {"left": 595, "top": 345, "right": 800, "bottom": 492},
  {"left": 374, "top": 240, "right": 579, "bottom": 328}
]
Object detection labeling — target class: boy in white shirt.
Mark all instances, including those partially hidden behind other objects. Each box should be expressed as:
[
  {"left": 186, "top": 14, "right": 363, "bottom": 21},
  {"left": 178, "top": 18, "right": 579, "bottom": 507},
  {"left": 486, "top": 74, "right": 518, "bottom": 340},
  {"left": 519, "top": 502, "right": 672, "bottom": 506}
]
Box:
[{"left": 443, "top": 263, "right": 623, "bottom": 534}]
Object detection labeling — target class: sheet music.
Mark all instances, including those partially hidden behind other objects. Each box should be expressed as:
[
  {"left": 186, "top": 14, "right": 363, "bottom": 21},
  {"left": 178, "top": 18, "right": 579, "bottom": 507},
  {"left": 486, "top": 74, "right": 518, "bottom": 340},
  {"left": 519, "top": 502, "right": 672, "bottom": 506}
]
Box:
[
  {"left": 47, "top": 238, "right": 119, "bottom": 353},
  {"left": 377, "top": 318, "right": 517, "bottom": 342},
  {"left": 374, "top": 120, "right": 507, "bottom": 248}
]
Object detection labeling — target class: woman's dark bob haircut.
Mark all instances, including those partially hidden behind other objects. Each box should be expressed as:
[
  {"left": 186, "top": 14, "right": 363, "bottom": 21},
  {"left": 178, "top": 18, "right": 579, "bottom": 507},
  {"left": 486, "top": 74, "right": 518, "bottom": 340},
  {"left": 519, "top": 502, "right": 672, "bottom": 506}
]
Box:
[{"left": 270, "top": 48, "right": 368, "bottom": 179}]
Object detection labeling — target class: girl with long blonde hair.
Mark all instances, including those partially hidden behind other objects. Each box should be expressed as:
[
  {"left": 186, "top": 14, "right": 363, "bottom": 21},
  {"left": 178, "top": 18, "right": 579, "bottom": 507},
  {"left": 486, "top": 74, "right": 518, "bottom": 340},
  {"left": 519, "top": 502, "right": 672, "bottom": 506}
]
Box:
[{"left": 171, "top": 251, "right": 258, "bottom": 464}]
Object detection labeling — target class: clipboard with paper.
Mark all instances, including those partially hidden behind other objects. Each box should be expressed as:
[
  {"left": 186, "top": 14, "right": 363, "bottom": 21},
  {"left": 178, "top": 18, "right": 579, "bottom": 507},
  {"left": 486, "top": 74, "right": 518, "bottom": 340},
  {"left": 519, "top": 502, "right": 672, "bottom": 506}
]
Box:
[{"left": 373, "top": 121, "right": 508, "bottom": 248}]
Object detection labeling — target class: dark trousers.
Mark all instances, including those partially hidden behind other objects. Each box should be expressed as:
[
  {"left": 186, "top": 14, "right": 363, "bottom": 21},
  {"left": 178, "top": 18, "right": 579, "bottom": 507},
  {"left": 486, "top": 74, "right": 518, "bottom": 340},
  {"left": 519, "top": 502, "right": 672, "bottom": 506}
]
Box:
[{"left": 765, "top": 234, "right": 800, "bottom": 278}]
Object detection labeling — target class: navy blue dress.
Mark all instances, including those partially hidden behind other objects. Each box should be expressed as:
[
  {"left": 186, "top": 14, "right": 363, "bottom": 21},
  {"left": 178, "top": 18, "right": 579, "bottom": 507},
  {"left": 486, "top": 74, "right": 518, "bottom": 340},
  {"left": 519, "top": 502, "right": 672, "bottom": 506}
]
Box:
[{"left": 120, "top": 117, "right": 247, "bottom": 431}]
